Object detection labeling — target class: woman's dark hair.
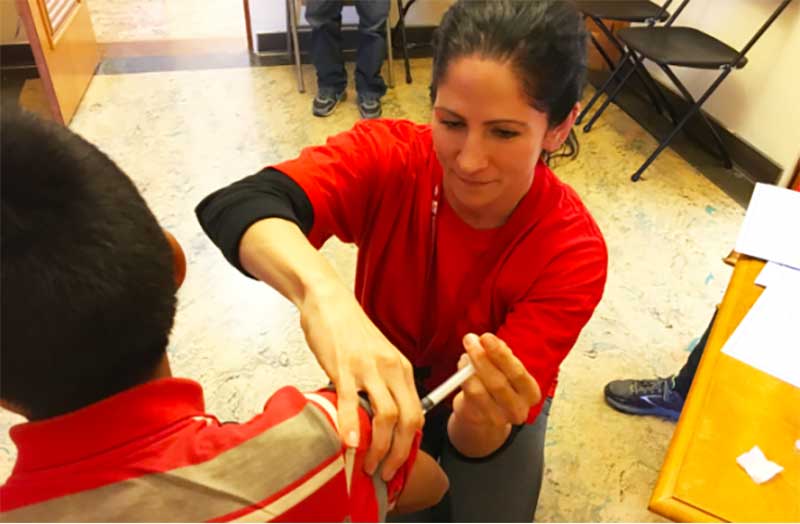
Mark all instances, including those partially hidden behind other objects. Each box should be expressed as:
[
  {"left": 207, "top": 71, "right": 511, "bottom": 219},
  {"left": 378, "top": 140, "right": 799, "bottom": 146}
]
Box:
[
  {"left": 1, "top": 110, "right": 177, "bottom": 420},
  {"left": 431, "top": 0, "right": 588, "bottom": 128}
]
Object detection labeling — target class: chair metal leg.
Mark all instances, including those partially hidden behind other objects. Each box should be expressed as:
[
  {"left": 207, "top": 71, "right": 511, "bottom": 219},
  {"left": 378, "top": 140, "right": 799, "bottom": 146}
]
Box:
[
  {"left": 576, "top": 49, "right": 631, "bottom": 126},
  {"left": 285, "top": 5, "right": 293, "bottom": 59},
  {"left": 583, "top": 52, "right": 640, "bottom": 132},
  {"left": 640, "top": 65, "right": 681, "bottom": 124},
  {"left": 591, "top": 17, "right": 665, "bottom": 115},
  {"left": 396, "top": 0, "right": 411, "bottom": 83},
  {"left": 631, "top": 68, "right": 735, "bottom": 181},
  {"left": 386, "top": 18, "right": 394, "bottom": 88},
  {"left": 589, "top": 32, "right": 617, "bottom": 71},
  {"left": 660, "top": 65, "right": 733, "bottom": 168},
  {"left": 287, "top": 0, "right": 305, "bottom": 93}
]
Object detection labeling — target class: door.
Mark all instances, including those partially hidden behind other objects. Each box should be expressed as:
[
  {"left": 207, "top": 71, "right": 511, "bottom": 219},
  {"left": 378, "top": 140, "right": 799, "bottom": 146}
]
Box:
[
  {"left": 586, "top": 18, "right": 630, "bottom": 72},
  {"left": 16, "top": 0, "right": 99, "bottom": 124}
]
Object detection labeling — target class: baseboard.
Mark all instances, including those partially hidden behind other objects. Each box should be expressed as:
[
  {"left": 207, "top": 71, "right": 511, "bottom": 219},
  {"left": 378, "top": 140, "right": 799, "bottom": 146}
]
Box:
[
  {"left": 1, "top": 44, "right": 35, "bottom": 70},
  {"left": 587, "top": 68, "right": 782, "bottom": 186},
  {"left": 255, "top": 25, "right": 436, "bottom": 62}
]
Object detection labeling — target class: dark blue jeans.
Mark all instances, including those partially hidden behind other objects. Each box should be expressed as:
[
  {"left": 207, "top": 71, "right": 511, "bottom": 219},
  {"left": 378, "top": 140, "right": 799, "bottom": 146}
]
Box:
[
  {"left": 305, "top": 0, "right": 389, "bottom": 99},
  {"left": 674, "top": 310, "right": 717, "bottom": 398}
]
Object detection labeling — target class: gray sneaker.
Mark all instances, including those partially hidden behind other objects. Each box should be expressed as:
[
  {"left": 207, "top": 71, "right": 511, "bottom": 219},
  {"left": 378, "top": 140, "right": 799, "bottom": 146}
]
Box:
[
  {"left": 357, "top": 94, "right": 382, "bottom": 119},
  {"left": 312, "top": 90, "right": 346, "bottom": 117}
]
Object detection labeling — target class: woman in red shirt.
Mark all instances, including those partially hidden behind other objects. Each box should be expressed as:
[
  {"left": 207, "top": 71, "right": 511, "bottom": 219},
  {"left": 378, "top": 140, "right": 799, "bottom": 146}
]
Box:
[{"left": 197, "top": 1, "right": 607, "bottom": 520}]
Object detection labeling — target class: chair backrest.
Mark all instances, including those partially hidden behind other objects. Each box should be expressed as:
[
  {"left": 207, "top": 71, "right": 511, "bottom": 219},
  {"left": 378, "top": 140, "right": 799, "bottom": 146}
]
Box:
[
  {"left": 731, "top": 0, "right": 793, "bottom": 67},
  {"left": 664, "top": 0, "right": 691, "bottom": 26},
  {"left": 665, "top": 0, "right": 794, "bottom": 68},
  {"left": 650, "top": 0, "right": 675, "bottom": 25}
]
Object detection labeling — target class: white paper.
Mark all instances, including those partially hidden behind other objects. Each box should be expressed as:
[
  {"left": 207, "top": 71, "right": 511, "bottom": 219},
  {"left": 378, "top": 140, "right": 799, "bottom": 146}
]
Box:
[
  {"left": 734, "top": 183, "right": 800, "bottom": 270},
  {"left": 755, "top": 261, "right": 800, "bottom": 289},
  {"left": 721, "top": 285, "right": 800, "bottom": 388},
  {"left": 736, "top": 446, "right": 783, "bottom": 484}
]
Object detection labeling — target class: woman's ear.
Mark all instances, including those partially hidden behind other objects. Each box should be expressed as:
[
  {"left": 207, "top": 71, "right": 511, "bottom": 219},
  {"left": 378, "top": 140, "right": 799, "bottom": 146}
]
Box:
[{"left": 542, "top": 103, "right": 580, "bottom": 152}]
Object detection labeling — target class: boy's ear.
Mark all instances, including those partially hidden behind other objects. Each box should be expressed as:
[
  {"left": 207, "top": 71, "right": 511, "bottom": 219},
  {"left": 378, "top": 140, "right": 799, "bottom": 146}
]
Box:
[
  {"left": 0, "top": 399, "right": 29, "bottom": 419},
  {"left": 163, "top": 230, "right": 186, "bottom": 290}
]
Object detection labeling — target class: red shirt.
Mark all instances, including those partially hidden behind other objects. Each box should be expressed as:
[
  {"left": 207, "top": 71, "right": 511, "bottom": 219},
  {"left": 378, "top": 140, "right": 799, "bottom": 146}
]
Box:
[
  {"left": 273, "top": 119, "right": 608, "bottom": 422},
  {"left": 0, "top": 378, "right": 416, "bottom": 522}
]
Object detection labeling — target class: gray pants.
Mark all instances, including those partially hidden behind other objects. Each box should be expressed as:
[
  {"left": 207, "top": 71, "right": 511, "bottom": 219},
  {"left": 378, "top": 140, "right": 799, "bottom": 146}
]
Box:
[{"left": 391, "top": 398, "right": 552, "bottom": 522}]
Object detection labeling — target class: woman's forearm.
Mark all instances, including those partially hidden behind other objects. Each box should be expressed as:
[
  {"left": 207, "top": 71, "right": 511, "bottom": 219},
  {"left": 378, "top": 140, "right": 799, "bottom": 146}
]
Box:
[
  {"left": 447, "top": 413, "right": 511, "bottom": 458},
  {"left": 239, "top": 217, "right": 348, "bottom": 310}
]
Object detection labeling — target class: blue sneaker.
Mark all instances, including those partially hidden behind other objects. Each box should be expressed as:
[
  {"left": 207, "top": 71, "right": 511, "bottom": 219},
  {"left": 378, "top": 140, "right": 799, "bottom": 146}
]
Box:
[{"left": 604, "top": 376, "right": 684, "bottom": 421}]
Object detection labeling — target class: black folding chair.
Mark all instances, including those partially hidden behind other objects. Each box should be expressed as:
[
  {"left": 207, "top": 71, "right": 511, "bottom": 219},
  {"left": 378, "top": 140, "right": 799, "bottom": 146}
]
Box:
[
  {"left": 394, "top": 0, "right": 416, "bottom": 84},
  {"left": 575, "top": 1, "right": 674, "bottom": 124},
  {"left": 582, "top": 0, "right": 794, "bottom": 181}
]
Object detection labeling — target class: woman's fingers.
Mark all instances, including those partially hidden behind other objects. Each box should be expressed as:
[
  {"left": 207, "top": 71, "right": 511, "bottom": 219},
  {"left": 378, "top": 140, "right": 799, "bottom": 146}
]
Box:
[
  {"left": 334, "top": 374, "right": 361, "bottom": 448},
  {"left": 458, "top": 343, "right": 508, "bottom": 427},
  {"left": 480, "top": 333, "right": 541, "bottom": 408},
  {"left": 362, "top": 376, "right": 397, "bottom": 475},
  {"left": 361, "top": 352, "right": 421, "bottom": 480},
  {"left": 378, "top": 359, "right": 424, "bottom": 481},
  {"left": 462, "top": 333, "right": 541, "bottom": 425}
]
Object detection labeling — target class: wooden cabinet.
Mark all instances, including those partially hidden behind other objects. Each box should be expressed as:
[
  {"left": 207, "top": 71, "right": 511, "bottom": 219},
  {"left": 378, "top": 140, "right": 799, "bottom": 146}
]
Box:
[{"left": 585, "top": 18, "right": 630, "bottom": 71}]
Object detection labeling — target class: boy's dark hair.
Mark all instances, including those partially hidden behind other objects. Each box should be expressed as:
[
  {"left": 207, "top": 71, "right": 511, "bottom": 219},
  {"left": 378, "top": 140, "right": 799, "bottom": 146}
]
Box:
[
  {"left": 1, "top": 110, "right": 177, "bottom": 420},
  {"left": 431, "top": 0, "right": 588, "bottom": 128}
]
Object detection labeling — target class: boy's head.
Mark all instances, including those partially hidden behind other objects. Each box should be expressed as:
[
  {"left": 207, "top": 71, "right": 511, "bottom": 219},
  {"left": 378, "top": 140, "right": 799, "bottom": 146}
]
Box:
[{"left": 1, "top": 110, "right": 177, "bottom": 421}]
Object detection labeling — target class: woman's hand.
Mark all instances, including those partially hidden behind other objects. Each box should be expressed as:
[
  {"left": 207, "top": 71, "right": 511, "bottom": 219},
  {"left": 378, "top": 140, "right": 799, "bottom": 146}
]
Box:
[
  {"left": 300, "top": 280, "right": 423, "bottom": 481},
  {"left": 447, "top": 332, "right": 541, "bottom": 457},
  {"left": 238, "top": 219, "right": 423, "bottom": 482}
]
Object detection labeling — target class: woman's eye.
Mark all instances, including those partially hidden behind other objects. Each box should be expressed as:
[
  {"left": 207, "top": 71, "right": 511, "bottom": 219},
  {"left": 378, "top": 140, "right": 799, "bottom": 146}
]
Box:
[
  {"left": 493, "top": 128, "right": 519, "bottom": 139},
  {"left": 441, "top": 120, "right": 465, "bottom": 129}
]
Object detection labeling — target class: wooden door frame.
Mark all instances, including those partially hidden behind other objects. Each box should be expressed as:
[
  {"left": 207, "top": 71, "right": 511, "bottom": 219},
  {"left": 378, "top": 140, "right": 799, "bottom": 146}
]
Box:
[
  {"left": 16, "top": 0, "right": 99, "bottom": 124},
  {"left": 243, "top": 0, "right": 254, "bottom": 53},
  {"left": 16, "top": 0, "right": 63, "bottom": 122}
]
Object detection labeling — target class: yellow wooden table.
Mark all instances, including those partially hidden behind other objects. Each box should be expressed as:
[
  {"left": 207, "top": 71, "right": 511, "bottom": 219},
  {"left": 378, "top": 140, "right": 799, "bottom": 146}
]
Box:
[{"left": 649, "top": 255, "right": 800, "bottom": 522}]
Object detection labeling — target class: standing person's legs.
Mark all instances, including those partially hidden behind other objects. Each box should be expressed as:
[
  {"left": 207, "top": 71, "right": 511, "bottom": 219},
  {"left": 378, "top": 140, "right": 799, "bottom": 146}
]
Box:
[
  {"left": 305, "top": 0, "right": 347, "bottom": 115},
  {"left": 353, "top": 0, "right": 389, "bottom": 117},
  {"left": 673, "top": 310, "right": 716, "bottom": 398},
  {"left": 604, "top": 310, "right": 719, "bottom": 420}
]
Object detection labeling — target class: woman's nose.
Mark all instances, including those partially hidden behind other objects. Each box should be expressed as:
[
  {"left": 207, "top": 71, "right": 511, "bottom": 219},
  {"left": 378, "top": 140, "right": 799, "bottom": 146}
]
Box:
[{"left": 456, "top": 133, "right": 489, "bottom": 174}]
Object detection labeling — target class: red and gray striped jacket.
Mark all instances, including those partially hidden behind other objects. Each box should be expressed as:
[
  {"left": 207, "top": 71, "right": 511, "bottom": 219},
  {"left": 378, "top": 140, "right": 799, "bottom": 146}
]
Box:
[{"left": 0, "top": 378, "right": 417, "bottom": 522}]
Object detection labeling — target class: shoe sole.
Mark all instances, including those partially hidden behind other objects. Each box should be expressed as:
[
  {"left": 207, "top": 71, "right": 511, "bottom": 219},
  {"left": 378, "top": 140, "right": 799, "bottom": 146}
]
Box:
[
  {"left": 604, "top": 395, "right": 681, "bottom": 421},
  {"left": 313, "top": 93, "right": 346, "bottom": 117},
  {"left": 358, "top": 108, "right": 382, "bottom": 119},
  {"left": 357, "top": 99, "right": 381, "bottom": 119}
]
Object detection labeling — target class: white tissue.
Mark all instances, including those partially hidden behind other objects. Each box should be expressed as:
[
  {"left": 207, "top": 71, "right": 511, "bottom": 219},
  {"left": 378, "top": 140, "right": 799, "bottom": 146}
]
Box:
[{"left": 736, "top": 446, "right": 783, "bottom": 484}]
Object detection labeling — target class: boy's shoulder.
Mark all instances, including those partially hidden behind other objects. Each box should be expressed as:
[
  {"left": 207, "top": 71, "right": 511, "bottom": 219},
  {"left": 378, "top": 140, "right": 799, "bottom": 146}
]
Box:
[{"left": 0, "top": 381, "right": 413, "bottom": 522}]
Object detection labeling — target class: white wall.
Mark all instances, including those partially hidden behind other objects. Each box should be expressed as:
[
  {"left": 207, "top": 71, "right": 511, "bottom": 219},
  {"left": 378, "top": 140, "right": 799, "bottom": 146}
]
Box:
[
  {"left": 643, "top": 0, "right": 800, "bottom": 186},
  {"left": 249, "top": 0, "right": 453, "bottom": 39},
  {"left": 1, "top": 0, "right": 28, "bottom": 44},
  {"left": 250, "top": 0, "right": 798, "bottom": 184}
]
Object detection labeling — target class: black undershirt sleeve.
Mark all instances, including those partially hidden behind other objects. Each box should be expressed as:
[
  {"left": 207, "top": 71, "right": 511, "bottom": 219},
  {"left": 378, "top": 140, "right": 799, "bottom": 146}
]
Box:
[{"left": 195, "top": 167, "right": 313, "bottom": 278}]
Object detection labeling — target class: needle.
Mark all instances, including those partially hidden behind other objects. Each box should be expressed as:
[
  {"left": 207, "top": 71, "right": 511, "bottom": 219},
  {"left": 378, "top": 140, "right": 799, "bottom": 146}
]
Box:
[{"left": 420, "top": 357, "right": 475, "bottom": 413}]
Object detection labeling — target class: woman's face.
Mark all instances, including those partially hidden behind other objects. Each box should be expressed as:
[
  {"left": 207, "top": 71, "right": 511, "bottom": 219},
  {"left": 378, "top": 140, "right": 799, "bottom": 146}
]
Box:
[{"left": 432, "top": 55, "right": 577, "bottom": 229}]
